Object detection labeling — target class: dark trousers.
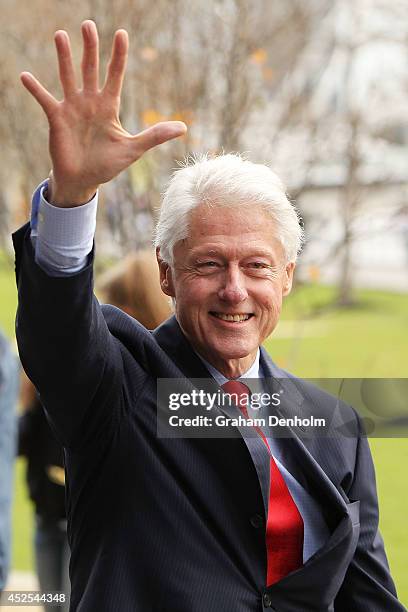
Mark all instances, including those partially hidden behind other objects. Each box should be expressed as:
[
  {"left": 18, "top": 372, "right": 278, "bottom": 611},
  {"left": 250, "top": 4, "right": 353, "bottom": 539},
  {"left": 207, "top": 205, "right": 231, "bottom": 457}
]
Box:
[{"left": 34, "top": 517, "right": 70, "bottom": 612}]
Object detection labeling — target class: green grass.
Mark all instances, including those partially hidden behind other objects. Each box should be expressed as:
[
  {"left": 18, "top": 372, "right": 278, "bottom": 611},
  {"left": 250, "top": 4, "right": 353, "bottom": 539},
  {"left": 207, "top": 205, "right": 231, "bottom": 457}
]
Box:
[
  {"left": 1, "top": 260, "right": 407, "bottom": 604},
  {"left": 265, "top": 283, "right": 408, "bottom": 377},
  {"left": 0, "top": 252, "right": 17, "bottom": 338},
  {"left": 369, "top": 438, "right": 408, "bottom": 604},
  {"left": 11, "top": 459, "right": 34, "bottom": 571}
]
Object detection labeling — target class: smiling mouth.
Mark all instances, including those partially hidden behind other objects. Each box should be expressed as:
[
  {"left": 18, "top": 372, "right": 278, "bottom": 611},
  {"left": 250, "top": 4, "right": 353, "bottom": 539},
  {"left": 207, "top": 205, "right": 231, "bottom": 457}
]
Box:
[{"left": 209, "top": 312, "right": 254, "bottom": 323}]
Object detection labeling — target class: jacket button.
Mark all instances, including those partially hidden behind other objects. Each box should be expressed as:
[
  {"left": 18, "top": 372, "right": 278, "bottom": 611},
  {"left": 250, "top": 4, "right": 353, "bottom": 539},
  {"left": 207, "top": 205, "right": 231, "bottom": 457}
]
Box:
[
  {"left": 250, "top": 514, "right": 263, "bottom": 529},
  {"left": 262, "top": 592, "right": 272, "bottom": 608}
]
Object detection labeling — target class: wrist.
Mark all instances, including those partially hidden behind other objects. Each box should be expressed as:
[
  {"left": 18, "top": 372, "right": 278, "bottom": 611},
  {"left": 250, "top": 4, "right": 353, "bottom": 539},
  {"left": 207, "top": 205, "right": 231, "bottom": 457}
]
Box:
[{"left": 46, "top": 176, "right": 98, "bottom": 208}]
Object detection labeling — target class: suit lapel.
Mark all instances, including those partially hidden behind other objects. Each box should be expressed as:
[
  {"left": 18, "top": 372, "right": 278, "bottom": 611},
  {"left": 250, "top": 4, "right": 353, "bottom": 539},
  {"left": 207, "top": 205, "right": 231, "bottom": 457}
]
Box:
[
  {"left": 260, "top": 347, "right": 351, "bottom": 529},
  {"left": 153, "top": 315, "right": 214, "bottom": 379},
  {"left": 260, "top": 350, "right": 360, "bottom": 591}
]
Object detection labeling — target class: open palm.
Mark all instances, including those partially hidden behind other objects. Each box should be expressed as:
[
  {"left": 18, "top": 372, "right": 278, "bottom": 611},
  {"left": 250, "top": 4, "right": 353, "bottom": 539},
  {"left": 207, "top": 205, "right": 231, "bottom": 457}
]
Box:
[{"left": 21, "top": 20, "right": 186, "bottom": 206}]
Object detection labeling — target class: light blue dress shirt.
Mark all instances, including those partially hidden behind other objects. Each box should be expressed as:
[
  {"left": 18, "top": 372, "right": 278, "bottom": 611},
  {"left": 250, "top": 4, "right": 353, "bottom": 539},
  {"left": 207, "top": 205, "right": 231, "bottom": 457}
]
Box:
[
  {"left": 30, "top": 180, "right": 330, "bottom": 564},
  {"left": 30, "top": 180, "right": 98, "bottom": 275}
]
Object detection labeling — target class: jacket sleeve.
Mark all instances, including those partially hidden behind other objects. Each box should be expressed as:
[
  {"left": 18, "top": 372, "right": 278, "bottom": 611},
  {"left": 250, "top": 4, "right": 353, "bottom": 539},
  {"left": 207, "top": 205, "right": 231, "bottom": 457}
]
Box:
[
  {"left": 334, "top": 421, "right": 406, "bottom": 611},
  {"left": 13, "top": 223, "right": 124, "bottom": 451}
]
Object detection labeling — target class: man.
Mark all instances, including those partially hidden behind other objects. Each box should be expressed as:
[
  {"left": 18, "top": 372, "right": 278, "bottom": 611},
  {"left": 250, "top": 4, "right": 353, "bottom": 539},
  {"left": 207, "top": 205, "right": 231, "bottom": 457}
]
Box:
[
  {"left": 0, "top": 330, "right": 18, "bottom": 594},
  {"left": 14, "top": 21, "right": 404, "bottom": 611}
]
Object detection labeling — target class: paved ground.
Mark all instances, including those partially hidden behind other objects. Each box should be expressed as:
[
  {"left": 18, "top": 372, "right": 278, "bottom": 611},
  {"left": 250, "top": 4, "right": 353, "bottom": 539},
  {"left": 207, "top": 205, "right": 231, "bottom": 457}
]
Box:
[{"left": 2, "top": 572, "right": 42, "bottom": 611}]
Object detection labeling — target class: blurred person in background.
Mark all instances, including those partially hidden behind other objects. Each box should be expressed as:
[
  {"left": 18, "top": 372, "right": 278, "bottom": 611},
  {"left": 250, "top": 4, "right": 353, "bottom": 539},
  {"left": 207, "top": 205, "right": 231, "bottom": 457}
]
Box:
[
  {"left": 97, "top": 250, "right": 172, "bottom": 328},
  {"left": 0, "top": 330, "right": 18, "bottom": 595},
  {"left": 18, "top": 372, "right": 69, "bottom": 611}
]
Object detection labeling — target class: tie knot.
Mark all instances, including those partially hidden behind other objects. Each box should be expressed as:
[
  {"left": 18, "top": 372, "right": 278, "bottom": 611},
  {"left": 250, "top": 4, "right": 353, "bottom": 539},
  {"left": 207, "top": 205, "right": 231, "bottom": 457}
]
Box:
[{"left": 221, "top": 380, "right": 251, "bottom": 413}]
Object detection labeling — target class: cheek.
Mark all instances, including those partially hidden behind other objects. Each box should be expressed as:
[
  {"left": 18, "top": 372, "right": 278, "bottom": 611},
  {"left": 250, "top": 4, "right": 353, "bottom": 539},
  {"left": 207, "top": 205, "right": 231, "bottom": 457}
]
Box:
[
  {"left": 176, "top": 277, "right": 216, "bottom": 304},
  {"left": 258, "top": 286, "right": 283, "bottom": 313},
  {"left": 257, "top": 299, "right": 282, "bottom": 339},
  {"left": 263, "top": 303, "right": 281, "bottom": 325},
  {"left": 174, "top": 283, "right": 211, "bottom": 324}
]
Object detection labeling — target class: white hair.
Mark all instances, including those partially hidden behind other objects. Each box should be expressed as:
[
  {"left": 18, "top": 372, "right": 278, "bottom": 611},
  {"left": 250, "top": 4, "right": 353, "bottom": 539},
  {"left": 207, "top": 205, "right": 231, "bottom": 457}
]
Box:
[{"left": 154, "top": 153, "right": 304, "bottom": 265}]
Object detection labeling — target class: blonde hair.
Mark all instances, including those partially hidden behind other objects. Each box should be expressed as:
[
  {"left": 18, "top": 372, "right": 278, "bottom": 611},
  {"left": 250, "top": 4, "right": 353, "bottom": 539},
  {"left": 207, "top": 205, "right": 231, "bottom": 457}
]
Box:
[{"left": 97, "top": 250, "right": 171, "bottom": 329}]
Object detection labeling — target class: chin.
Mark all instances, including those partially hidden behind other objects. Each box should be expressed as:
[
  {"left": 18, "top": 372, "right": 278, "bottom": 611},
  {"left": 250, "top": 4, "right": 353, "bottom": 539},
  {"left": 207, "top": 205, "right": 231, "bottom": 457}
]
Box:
[{"left": 209, "top": 340, "right": 257, "bottom": 362}]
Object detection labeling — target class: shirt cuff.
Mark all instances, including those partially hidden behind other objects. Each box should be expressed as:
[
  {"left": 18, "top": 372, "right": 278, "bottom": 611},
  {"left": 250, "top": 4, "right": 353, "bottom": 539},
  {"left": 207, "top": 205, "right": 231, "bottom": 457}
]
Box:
[{"left": 30, "top": 181, "right": 98, "bottom": 276}]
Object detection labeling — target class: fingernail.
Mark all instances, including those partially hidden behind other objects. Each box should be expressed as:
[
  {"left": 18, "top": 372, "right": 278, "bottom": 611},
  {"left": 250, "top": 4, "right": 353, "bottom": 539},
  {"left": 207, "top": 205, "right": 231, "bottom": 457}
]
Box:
[{"left": 172, "top": 122, "right": 187, "bottom": 134}]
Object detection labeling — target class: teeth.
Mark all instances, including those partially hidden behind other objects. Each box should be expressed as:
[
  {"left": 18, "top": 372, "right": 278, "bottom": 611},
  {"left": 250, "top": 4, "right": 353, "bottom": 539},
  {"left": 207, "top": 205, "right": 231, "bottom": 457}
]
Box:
[{"left": 213, "top": 313, "right": 250, "bottom": 322}]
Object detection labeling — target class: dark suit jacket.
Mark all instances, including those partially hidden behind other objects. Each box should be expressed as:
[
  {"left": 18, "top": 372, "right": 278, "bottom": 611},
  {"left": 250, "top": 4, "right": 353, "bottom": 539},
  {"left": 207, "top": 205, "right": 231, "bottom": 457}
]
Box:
[{"left": 13, "top": 224, "right": 405, "bottom": 612}]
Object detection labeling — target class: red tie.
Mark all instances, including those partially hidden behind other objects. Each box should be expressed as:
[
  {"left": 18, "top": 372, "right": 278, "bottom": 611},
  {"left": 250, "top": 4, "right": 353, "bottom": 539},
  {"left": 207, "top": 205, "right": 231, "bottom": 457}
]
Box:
[{"left": 221, "top": 380, "right": 304, "bottom": 585}]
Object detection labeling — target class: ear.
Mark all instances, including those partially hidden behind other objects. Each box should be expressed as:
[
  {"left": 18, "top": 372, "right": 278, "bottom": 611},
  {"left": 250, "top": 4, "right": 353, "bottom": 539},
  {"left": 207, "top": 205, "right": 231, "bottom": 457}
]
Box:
[
  {"left": 282, "top": 262, "right": 296, "bottom": 297},
  {"left": 156, "top": 247, "right": 176, "bottom": 297}
]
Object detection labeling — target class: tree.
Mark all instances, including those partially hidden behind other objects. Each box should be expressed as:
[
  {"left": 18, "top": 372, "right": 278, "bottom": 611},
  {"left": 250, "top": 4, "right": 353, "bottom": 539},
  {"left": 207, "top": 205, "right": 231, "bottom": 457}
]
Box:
[{"left": 0, "top": 0, "right": 330, "bottom": 257}]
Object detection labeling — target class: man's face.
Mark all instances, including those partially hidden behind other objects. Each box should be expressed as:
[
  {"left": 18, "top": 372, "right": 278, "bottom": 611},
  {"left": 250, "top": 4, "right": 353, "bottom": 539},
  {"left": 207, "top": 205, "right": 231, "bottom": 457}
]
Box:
[{"left": 158, "top": 204, "right": 295, "bottom": 377}]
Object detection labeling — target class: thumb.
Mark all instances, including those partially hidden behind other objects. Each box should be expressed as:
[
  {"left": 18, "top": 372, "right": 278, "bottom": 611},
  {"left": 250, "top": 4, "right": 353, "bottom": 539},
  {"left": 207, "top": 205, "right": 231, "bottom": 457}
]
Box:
[{"left": 130, "top": 121, "right": 187, "bottom": 157}]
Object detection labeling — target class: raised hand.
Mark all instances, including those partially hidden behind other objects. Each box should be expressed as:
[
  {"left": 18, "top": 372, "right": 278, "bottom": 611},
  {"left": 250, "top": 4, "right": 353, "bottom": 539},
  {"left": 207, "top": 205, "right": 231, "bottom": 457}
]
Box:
[{"left": 20, "top": 20, "right": 187, "bottom": 207}]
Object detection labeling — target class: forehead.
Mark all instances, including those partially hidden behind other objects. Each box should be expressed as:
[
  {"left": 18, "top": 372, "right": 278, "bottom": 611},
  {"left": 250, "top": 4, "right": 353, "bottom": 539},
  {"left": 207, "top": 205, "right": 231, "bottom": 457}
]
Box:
[{"left": 175, "top": 204, "right": 284, "bottom": 259}]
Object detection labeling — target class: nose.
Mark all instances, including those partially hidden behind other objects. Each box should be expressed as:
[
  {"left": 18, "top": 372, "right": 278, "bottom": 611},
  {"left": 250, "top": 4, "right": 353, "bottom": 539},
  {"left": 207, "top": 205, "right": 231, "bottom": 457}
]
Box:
[{"left": 217, "top": 264, "right": 248, "bottom": 305}]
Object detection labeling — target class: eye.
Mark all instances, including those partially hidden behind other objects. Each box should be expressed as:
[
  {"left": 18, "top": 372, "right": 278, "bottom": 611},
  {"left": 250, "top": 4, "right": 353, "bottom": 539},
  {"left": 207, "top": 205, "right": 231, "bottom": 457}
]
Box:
[
  {"left": 244, "top": 261, "right": 276, "bottom": 277},
  {"left": 194, "top": 261, "right": 222, "bottom": 274},
  {"left": 248, "top": 261, "right": 267, "bottom": 269},
  {"left": 198, "top": 261, "right": 219, "bottom": 268}
]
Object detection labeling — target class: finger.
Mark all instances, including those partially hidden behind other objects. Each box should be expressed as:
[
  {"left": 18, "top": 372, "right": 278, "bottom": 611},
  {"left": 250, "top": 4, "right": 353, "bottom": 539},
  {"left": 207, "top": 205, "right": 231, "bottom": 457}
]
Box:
[
  {"left": 102, "top": 29, "right": 129, "bottom": 98},
  {"left": 130, "top": 122, "right": 187, "bottom": 157},
  {"left": 81, "top": 20, "right": 99, "bottom": 92},
  {"left": 55, "top": 30, "right": 77, "bottom": 97},
  {"left": 20, "top": 72, "right": 59, "bottom": 119}
]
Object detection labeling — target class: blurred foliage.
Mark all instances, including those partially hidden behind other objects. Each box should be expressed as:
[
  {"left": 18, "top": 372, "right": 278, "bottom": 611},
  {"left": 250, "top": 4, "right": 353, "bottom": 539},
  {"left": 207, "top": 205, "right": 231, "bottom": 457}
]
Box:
[{"left": 0, "top": 0, "right": 334, "bottom": 254}]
